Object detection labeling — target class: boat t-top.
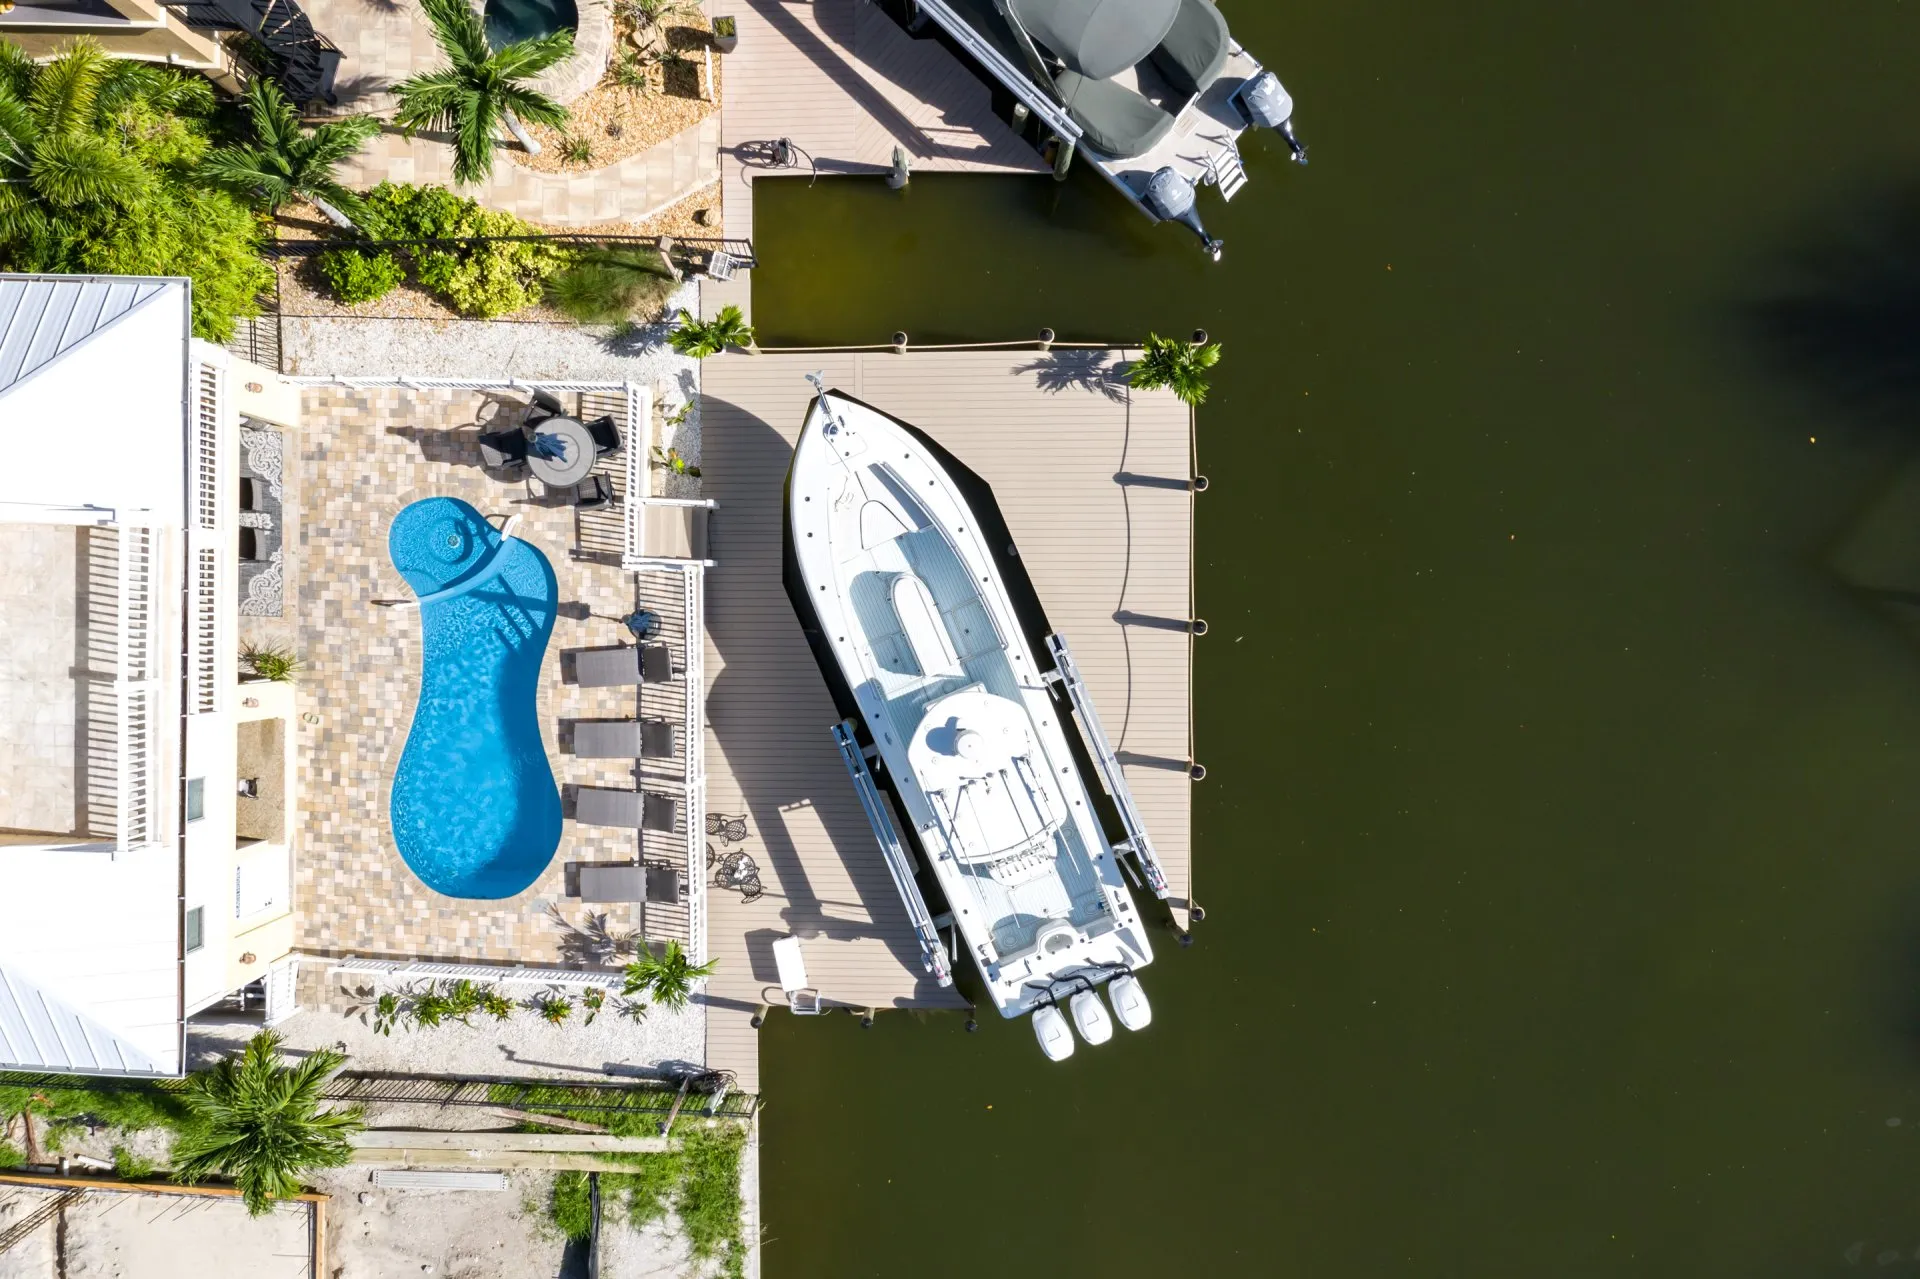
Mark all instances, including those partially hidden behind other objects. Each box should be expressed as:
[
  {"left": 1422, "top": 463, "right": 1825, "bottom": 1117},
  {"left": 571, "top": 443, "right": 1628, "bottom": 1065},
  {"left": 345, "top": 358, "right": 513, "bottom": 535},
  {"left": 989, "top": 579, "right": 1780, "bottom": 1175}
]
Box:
[
  {"left": 785, "top": 378, "right": 1173, "bottom": 1059},
  {"left": 897, "top": 0, "right": 1308, "bottom": 257}
]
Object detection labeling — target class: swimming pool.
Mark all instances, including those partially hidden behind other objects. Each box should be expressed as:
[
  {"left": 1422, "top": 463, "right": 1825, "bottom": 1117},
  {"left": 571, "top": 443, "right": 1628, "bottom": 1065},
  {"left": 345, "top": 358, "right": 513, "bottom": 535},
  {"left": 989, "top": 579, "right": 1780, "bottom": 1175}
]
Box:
[
  {"left": 388, "top": 497, "right": 561, "bottom": 899},
  {"left": 483, "top": 0, "right": 578, "bottom": 49}
]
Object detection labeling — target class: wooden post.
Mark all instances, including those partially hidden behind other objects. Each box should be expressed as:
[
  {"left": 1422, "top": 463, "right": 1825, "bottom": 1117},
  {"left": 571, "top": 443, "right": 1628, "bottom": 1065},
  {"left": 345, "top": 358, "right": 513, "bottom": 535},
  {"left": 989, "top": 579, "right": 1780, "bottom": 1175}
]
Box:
[
  {"left": 1051, "top": 136, "right": 1075, "bottom": 181},
  {"left": 657, "top": 236, "right": 683, "bottom": 282}
]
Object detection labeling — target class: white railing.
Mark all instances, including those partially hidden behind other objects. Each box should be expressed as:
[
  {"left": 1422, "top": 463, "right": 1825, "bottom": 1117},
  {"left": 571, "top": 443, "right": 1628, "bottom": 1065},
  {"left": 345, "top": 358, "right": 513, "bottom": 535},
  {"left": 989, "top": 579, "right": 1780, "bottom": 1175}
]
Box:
[
  {"left": 116, "top": 524, "right": 161, "bottom": 853},
  {"left": 325, "top": 955, "right": 628, "bottom": 989},
  {"left": 624, "top": 382, "right": 649, "bottom": 564},
  {"left": 681, "top": 566, "right": 707, "bottom": 965}
]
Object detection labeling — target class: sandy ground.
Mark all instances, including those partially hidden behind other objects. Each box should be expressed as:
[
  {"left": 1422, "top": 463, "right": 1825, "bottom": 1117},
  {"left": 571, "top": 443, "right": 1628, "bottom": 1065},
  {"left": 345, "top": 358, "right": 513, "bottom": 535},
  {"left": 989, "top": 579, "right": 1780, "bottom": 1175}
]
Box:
[
  {"left": 519, "top": 15, "right": 721, "bottom": 175},
  {"left": 189, "top": 978, "right": 704, "bottom": 1083},
  {"left": 0, "top": 1185, "right": 312, "bottom": 1279}
]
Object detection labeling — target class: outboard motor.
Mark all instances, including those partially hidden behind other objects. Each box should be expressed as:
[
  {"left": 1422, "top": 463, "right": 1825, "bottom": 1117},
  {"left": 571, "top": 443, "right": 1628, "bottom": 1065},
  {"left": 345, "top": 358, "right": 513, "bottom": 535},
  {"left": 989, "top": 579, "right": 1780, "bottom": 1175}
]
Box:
[
  {"left": 1142, "top": 167, "right": 1223, "bottom": 262},
  {"left": 1237, "top": 71, "right": 1309, "bottom": 165}
]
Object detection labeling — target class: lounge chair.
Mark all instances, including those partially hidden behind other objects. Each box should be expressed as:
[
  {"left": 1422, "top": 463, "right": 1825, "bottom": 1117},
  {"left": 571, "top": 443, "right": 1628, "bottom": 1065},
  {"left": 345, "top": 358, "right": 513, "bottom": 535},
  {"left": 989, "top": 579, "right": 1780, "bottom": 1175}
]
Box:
[
  {"left": 644, "top": 862, "right": 686, "bottom": 905},
  {"left": 573, "top": 644, "right": 672, "bottom": 687},
  {"left": 577, "top": 862, "right": 644, "bottom": 902},
  {"left": 572, "top": 718, "right": 677, "bottom": 760},
  {"left": 575, "top": 787, "right": 679, "bottom": 832},
  {"left": 1150, "top": 0, "right": 1231, "bottom": 98},
  {"left": 584, "top": 415, "right": 621, "bottom": 457},
  {"left": 1054, "top": 71, "right": 1176, "bottom": 159},
  {"left": 478, "top": 428, "right": 529, "bottom": 471}
]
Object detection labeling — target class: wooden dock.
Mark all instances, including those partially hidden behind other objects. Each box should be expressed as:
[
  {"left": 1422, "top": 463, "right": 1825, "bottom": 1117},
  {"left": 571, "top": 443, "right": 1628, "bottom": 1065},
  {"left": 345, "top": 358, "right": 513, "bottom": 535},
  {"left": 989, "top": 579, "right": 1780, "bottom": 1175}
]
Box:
[
  {"left": 712, "top": 0, "right": 1048, "bottom": 318},
  {"left": 698, "top": 350, "right": 1195, "bottom": 1089}
]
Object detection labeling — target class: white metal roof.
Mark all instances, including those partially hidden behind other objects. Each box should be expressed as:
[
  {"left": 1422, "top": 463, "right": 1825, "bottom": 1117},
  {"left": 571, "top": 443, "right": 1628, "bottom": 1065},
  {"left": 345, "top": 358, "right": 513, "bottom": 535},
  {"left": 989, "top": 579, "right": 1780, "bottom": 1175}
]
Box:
[
  {"left": 0, "top": 274, "right": 173, "bottom": 398},
  {"left": 0, "top": 961, "right": 168, "bottom": 1076}
]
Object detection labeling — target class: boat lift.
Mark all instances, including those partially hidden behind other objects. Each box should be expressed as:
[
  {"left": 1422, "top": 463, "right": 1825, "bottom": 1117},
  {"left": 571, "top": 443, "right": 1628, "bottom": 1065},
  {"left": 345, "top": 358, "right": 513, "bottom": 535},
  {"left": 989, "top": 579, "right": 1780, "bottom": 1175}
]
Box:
[
  {"left": 1043, "top": 633, "right": 1173, "bottom": 900},
  {"left": 831, "top": 720, "right": 954, "bottom": 986}
]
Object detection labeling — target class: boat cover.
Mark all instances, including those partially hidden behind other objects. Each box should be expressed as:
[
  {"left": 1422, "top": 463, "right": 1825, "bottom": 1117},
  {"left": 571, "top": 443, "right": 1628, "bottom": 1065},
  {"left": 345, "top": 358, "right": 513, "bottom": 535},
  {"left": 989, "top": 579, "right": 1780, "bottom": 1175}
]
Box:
[{"left": 1010, "top": 0, "right": 1180, "bottom": 79}]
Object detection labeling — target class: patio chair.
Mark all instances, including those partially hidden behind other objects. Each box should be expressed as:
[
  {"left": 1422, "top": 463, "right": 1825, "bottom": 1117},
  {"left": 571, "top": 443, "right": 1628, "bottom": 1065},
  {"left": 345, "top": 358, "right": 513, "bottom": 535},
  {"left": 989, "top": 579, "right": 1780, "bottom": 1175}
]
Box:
[
  {"left": 584, "top": 415, "right": 621, "bottom": 457},
  {"left": 478, "top": 428, "right": 529, "bottom": 472},
  {"left": 1150, "top": 0, "right": 1232, "bottom": 98},
  {"left": 572, "top": 718, "right": 676, "bottom": 760},
  {"left": 525, "top": 388, "right": 568, "bottom": 427},
  {"left": 574, "top": 474, "right": 615, "bottom": 511},
  {"left": 574, "top": 645, "right": 640, "bottom": 686},
  {"left": 645, "top": 862, "right": 686, "bottom": 906},
  {"left": 576, "top": 862, "right": 644, "bottom": 902},
  {"left": 771, "top": 936, "right": 822, "bottom": 1015}
]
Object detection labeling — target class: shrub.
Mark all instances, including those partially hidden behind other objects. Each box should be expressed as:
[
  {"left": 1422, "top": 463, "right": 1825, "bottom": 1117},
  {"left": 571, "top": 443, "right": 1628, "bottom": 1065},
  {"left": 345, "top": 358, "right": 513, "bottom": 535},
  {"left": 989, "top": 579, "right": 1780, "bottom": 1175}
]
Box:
[
  {"left": 241, "top": 643, "right": 302, "bottom": 683},
  {"left": 533, "top": 994, "right": 572, "bottom": 1025},
  {"left": 667, "top": 305, "right": 753, "bottom": 358},
  {"left": 0, "top": 1143, "right": 22, "bottom": 1170},
  {"left": 547, "top": 247, "right": 677, "bottom": 324},
  {"left": 558, "top": 133, "right": 595, "bottom": 166},
  {"left": 356, "top": 182, "right": 567, "bottom": 318},
  {"left": 317, "top": 248, "right": 404, "bottom": 305}
]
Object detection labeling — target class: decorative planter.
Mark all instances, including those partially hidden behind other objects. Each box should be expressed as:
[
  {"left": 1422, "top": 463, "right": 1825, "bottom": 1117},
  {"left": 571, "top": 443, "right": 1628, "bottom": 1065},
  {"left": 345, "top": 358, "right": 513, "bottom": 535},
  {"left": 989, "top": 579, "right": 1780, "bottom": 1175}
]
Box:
[{"left": 712, "top": 15, "right": 738, "bottom": 53}]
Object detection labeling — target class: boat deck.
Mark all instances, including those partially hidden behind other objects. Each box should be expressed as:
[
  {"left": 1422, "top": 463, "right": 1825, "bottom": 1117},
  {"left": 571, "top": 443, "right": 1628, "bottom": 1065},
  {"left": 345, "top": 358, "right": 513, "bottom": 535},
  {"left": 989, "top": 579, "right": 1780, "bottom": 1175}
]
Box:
[
  {"left": 698, "top": 350, "right": 1195, "bottom": 1090},
  {"left": 713, "top": 0, "right": 1047, "bottom": 314}
]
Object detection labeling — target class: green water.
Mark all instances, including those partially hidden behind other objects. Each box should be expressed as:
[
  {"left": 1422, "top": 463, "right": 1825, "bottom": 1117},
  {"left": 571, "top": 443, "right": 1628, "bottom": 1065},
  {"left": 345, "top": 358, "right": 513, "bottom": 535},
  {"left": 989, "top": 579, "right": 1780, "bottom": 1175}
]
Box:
[{"left": 746, "top": 2, "right": 1920, "bottom": 1273}]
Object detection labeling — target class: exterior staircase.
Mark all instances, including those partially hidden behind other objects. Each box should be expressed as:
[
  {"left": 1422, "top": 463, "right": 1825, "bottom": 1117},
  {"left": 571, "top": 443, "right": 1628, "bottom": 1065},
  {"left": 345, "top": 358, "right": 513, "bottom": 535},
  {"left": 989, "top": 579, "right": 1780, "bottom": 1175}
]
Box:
[{"left": 162, "top": 0, "right": 342, "bottom": 106}]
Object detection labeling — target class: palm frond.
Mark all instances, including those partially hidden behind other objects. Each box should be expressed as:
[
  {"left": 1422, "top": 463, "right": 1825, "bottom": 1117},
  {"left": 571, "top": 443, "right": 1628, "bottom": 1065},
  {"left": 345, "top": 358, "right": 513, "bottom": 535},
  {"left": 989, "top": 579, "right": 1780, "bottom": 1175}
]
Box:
[
  {"left": 417, "top": 0, "right": 494, "bottom": 69},
  {"left": 29, "top": 37, "right": 103, "bottom": 137},
  {"left": 243, "top": 78, "right": 303, "bottom": 155},
  {"left": 29, "top": 132, "right": 146, "bottom": 208},
  {"left": 198, "top": 143, "right": 293, "bottom": 208},
  {"left": 451, "top": 88, "right": 500, "bottom": 185},
  {"left": 298, "top": 114, "right": 381, "bottom": 168},
  {"left": 390, "top": 68, "right": 472, "bottom": 133},
  {"left": 488, "top": 29, "right": 578, "bottom": 81}
]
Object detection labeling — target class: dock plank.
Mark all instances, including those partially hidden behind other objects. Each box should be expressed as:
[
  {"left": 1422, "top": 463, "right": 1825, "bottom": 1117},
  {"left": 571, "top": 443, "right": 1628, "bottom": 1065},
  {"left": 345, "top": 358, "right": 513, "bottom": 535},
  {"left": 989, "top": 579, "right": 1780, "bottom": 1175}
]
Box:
[{"left": 698, "top": 350, "right": 1194, "bottom": 1073}]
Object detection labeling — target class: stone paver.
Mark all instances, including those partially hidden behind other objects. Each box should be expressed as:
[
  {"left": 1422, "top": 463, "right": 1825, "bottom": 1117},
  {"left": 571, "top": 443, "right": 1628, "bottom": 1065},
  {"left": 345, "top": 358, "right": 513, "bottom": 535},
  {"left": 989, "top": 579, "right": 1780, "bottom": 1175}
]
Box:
[
  {"left": 292, "top": 387, "right": 693, "bottom": 964},
  {"left": 340, "top": 113, "right": 721, "bottom": 226}
]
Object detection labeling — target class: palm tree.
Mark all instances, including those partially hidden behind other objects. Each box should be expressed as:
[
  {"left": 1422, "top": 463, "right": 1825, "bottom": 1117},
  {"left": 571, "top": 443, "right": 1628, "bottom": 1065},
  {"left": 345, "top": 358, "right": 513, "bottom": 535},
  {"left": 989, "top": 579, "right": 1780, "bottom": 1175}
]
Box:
[
  {"left": 170, "top": 1031, "right": 364, "bottom": 1216},
  {"left": 668, "top": 305, "right": 756, "bottom": 358},
  {"left": 1127, "top": 332, "right": 1222, "bottom": 407},
  {"left": 200, "top": 78, "right": 378, "bottom": 228},
  {"left": 622, "top": 940, "right": 717, "bottom": 1012},
  {"left": 392, "top": 0, "right": 573, "bottom": 185},
  {"left": 0, "top": 38, "right": 183, "bottom": 249}
]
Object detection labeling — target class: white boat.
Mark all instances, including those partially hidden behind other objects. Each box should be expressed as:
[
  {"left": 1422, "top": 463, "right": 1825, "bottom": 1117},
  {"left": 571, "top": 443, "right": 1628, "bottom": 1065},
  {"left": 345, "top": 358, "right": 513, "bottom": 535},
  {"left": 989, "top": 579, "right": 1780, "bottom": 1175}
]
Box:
[{"left": 786, "top": 379, "right": 1170, "bottom": 1057}]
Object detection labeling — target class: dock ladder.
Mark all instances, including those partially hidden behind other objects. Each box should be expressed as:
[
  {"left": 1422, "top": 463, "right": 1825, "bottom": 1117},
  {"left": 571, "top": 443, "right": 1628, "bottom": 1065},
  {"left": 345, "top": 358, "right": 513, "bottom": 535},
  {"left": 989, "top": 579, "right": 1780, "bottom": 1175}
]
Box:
[
  {"left": 1043, "top": 634, "right": 1173, "bottom": 900},
  {"left": 1205, "top": 139, "right": 1249, "bottom": 201},
  {"left": 831, "top": 721, "right": 953, "bottom": 986}
]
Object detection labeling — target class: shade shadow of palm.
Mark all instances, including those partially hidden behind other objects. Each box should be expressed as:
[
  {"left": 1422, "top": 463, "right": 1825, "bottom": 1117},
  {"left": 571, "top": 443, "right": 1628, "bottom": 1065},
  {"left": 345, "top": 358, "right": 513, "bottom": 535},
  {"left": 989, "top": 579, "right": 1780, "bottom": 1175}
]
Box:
[{"left": 1013, "top": 350, "right": 1129, "bottom": 402}]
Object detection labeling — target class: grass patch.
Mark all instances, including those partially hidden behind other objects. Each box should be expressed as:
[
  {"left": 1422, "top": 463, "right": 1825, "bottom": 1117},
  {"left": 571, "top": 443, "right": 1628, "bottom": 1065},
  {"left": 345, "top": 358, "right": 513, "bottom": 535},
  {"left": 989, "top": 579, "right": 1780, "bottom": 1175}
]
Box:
[
  {"left": 112, "top": 1144, "right": 159, "bottom": 1180},
  {"left": 541, "top": 1124, "right": 748, "bottom": 1276},
  {"left": 0, "top": 1143, "right": 22, "bottom": 1169},
  {"left": 0, "top": 1081, "right": 193, "bottom": 1135}
]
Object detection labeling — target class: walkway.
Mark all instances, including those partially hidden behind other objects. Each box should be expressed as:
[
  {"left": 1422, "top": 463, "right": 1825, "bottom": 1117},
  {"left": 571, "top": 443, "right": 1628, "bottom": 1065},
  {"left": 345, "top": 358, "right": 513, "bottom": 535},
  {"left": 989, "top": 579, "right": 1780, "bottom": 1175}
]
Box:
[
  {"left": 697, "top": 349, "right": 1195, "bottom": 1090},
  {"left": 337, "top": 115, "right": 722, "bottom": 226}
]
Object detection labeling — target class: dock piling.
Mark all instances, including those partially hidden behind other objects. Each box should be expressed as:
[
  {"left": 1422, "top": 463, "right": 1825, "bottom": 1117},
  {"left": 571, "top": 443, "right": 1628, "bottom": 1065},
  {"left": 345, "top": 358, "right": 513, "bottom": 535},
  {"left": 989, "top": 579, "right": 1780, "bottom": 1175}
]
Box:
[{"left": 891, "top": 331, "right": 909, "bottom": 355}]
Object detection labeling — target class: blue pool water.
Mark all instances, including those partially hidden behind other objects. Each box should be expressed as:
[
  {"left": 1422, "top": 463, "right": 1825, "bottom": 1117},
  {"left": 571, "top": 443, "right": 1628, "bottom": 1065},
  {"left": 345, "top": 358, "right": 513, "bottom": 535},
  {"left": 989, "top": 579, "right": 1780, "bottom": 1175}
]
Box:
[
  {"left": 388, "top": 497, "right": 561, "bottom": 899},
  {"left": 483, "top": 0, "right": 578, "bottom": 49}
]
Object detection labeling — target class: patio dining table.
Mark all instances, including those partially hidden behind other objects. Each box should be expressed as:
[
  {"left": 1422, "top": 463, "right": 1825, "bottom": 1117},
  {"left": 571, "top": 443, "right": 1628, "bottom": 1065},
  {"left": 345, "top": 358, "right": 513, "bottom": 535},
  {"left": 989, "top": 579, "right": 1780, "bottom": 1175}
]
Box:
[{"left": 525, "top": 416, "right": 596, "bottom": 488}]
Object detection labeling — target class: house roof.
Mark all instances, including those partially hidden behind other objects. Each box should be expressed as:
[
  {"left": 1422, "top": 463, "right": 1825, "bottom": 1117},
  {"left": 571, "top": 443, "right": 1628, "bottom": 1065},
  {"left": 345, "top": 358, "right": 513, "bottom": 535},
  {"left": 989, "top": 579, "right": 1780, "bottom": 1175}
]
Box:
[
  {"left": 0, "top": 961, "right": 169, "bottom": 1076},
  {"left": 0, "top": 274, "right": 174, "bottom": 399}
]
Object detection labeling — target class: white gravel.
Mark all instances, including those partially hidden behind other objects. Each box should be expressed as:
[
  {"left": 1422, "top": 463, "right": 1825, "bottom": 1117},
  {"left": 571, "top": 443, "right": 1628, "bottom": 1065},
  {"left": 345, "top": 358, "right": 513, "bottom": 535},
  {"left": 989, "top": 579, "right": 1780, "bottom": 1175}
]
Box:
[{"left": 283, "top": 279, "right": 706, "bottom": 492}]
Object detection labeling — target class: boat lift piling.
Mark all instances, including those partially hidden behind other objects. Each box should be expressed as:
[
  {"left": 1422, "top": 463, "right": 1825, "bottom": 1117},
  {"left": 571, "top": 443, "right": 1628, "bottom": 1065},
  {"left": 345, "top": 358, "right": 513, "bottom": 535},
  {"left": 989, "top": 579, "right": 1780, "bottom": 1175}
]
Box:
[
  {"left": 831, "top": 721, "right": 953, "bottom": 986},
  {"left": 1043, "top": 633, "right": 1175, "bottom": 903}
]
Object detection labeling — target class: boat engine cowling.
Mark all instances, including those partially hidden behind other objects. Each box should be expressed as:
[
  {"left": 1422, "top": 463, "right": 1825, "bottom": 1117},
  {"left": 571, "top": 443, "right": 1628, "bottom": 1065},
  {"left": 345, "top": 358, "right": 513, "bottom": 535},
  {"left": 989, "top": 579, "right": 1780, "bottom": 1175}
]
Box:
[
  {"left": 1238, "top": 71, "right": 1309, "bottom": 165},
  {"left": 1070, "top": 990, "right": 1114, "bottom": 1045},
  {"left": 1033, "top": 1004, "right": 1075, "bottom": 1061},
  {"left": 1142, "top": 167, "right": 1223, "bottom": 261},
  {"left": 1106, "top": 973, "right": 1152, "bottom": 1031}
]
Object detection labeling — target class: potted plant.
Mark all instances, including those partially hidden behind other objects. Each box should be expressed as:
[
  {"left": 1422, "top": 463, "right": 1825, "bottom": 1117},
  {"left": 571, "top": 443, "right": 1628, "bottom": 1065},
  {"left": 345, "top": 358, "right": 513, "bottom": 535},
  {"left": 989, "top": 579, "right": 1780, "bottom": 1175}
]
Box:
[{"left": 711, "top": 15, "right": 738, "bottom": 53}]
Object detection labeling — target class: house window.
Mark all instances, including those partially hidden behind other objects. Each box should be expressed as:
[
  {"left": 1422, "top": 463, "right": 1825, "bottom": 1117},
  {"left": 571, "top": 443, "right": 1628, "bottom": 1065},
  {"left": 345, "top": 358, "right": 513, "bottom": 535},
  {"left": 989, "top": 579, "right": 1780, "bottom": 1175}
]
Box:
[
  {"left": 185, "top": 907, "right": 204, "bottom": 954},
  {"left": 186, "top": 778, "right": 205, "bottom": 823}
]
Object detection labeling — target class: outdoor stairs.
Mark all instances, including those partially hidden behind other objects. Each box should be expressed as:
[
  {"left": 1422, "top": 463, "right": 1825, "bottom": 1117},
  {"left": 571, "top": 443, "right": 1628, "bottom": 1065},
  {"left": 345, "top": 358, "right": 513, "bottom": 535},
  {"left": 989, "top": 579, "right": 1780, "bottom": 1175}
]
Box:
[
  {"left": 162, "top": 0, "right": 342, "bottom": 106},
  {"left": 1206, "top": 139, "right": 1249, "bottom": 201}
]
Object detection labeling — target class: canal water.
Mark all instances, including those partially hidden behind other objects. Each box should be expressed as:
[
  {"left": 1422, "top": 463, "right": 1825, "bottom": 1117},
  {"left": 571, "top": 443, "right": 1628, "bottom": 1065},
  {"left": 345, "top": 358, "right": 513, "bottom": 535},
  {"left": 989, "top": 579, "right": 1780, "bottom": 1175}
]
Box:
[{"left": 746, "top": 2, "right": 1920, "bottom": 1273}]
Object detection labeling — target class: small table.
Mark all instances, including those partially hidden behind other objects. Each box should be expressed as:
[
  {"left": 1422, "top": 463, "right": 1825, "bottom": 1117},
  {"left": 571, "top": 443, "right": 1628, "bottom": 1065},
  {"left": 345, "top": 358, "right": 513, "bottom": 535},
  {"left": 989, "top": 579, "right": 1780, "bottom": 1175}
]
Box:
[{"left": 525, "top": 416, "right": 596, "bottom": 488}]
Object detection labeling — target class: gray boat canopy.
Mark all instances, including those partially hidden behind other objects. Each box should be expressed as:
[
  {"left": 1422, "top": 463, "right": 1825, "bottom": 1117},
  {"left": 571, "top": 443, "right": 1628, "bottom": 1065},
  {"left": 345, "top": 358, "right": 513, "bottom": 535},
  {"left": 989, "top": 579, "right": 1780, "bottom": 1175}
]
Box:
[{"left": 1009, "top": 0, "right": 1180, "bottom": 80}]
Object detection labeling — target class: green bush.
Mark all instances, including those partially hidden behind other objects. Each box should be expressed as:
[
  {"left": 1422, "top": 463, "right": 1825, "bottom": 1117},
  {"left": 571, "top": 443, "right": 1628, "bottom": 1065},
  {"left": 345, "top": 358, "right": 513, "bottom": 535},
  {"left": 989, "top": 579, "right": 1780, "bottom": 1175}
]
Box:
[
  {"left": 544, "top": 1123, "right": 746, "bottom": 1274},
  {"left": 353, "top": 182, "right": 568, "bottom": 318},
  {"left": 317, "top": 248, "right": 404, "bottom": 305},
  {"left": 547, "top": 247, "right": 677, "bottom": 324},
  {"left": 0, "top": 1143, "right": 21, "bottom": 1170},
  {"left": 112, "top": 1144, "right": 158, "bottom": 1179}
]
